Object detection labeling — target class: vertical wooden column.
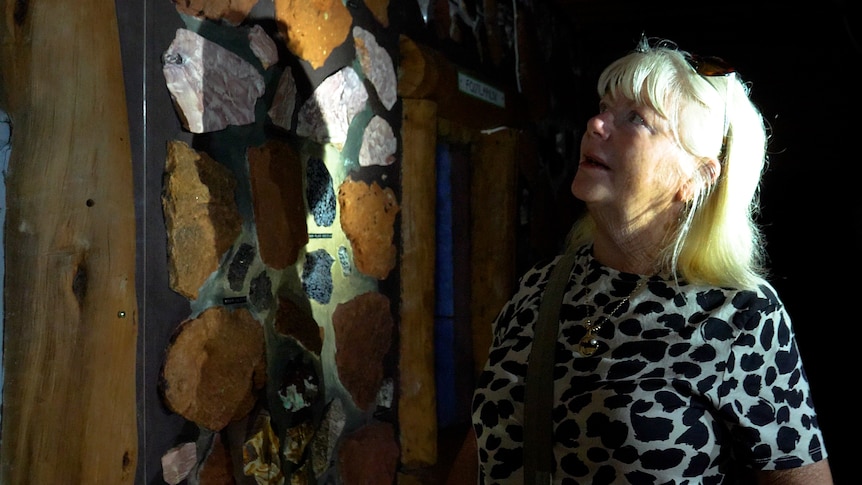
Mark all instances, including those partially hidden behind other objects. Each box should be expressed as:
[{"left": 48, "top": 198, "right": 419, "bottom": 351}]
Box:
[
  {"left": 0, "top": 0, "right": 138, "bottom": 483},
  {"left": 398, "top": 98, "right": 439, "bottom": 469},
  {"left": 470, "top": 129, "right": 518, "bottom": 375}
]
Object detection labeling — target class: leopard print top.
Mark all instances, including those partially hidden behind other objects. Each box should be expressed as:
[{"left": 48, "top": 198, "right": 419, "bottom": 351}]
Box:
[{"left": 472, "top": 244, "right": 827, "bottom": 484}]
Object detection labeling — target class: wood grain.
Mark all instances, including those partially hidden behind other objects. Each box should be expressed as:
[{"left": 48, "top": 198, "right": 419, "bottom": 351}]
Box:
[
  {"left": 0, "top": 0, "right": 138, "bottom": 483},
  {"left": 398, "top": 98, "right": 439, "bottom": 469}
]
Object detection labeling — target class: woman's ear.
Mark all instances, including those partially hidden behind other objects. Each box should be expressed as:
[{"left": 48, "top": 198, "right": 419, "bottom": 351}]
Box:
[
  {"left": 702, "top": 158, "right": 721, "bottom": 186},
  {"left": 675, "top": 158, "right": 721, "bottom": 202}
]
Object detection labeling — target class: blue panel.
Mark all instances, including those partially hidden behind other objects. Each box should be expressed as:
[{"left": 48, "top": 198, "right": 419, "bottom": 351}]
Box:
[
  {"left": 435, "top": 143, "right": 454, "bottom": 317},
  {"left": 0, "top": 109, "right": 10, "bottom": 430}
]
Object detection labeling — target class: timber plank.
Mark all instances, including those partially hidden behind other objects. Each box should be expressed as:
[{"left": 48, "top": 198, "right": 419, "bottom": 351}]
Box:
[
  {"left": 0, "top": 0, "right": 138, "bottom": 483},
  {"left": 398, "top": 98, "right": 439, "bottom": 469}
]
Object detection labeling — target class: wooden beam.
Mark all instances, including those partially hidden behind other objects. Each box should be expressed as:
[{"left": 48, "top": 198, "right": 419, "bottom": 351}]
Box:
[
  {"left": 0, "top": 0, "right": 138, "bottom": 483},
  {"left": 398, "top": 98, "right": 439, "bottom": 469},
  {"left": 470, "top": 129, "right": 518, "bottom": 376}
]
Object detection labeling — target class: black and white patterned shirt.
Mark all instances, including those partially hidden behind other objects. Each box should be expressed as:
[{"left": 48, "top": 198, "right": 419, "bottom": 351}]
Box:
[{"left": 472, "top": 245, "right": 827, "bottom": 484}]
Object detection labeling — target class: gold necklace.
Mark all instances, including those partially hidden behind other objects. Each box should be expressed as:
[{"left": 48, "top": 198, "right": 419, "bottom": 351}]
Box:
[{"left": 578, "top": 279, "right": 646, "bottom": 356}]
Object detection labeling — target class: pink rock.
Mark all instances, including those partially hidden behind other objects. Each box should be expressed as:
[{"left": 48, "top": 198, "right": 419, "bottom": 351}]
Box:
[
  {"left": 296, "top": 66, "right": 368, "bottom": 147},
  {"left": 248, "top": 24, "right": 278, "bottom": 69},
  {"left": 163, "top": 28, "right": 265, "bottom": 133},
  {"left": 359, "top": 115, "right": 396, "bottom": 167},
  {"left": 267, "top": 67, "right": 297, "bottom": 131},
  {"left": 353, "top": 26, "right": 397, "bottom": 110},
  {"left": 161, "top": 442, "right": 197, "bottom": 485}
]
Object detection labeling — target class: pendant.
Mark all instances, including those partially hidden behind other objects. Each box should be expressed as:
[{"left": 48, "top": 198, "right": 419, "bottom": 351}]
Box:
[{"left": 579, "top": 333, "right": 600, "bottom": 356}]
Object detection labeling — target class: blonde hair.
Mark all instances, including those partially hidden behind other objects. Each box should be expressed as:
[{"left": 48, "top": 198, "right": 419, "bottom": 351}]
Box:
[{"left": 568, "top": 38, "right": 769, "bottom": 289}]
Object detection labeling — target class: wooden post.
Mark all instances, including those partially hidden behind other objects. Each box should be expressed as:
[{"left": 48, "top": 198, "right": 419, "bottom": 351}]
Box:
[
  {"left": 398, "top": 98, "right": 439, "bottom": 469},
  {"left": 0, "top": 0, "right": 138, "bottom": 483},
  {"left": 471, "top": 130, "right": 518, "bottom": 375}
]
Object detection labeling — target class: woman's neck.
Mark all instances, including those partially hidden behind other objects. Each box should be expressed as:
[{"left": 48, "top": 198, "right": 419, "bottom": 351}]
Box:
[{"left": 588, "top": 206, "right": 678, "bottom": 275}]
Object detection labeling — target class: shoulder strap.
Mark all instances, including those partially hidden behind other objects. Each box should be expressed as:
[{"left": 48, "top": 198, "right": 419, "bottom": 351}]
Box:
[{"left": 523, "top": 252, "right": 578, "bottom": 484}]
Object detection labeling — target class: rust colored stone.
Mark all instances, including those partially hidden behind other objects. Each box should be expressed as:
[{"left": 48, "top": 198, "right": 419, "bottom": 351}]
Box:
[
  {"left": 337, "top": 421, "right": 399, "bottom": 485},
  {"left": 274, "top": 296, "right": 323, "bottom": 355},
  {"left": 274, "top": 0, "right": 353, "bottom": 69},
  {"left": 337, "top": 178, "right": 400, "bottom": 280},
  {"left": 198, "top": 432, "right": 236, "bottom": 484},
  {"left": 332, "top": 292, "right": 394, "bottom": 411},
  {"left": 161, "top": 306, "right": 266, "bottom": 431},
  {"left": 173, "top": 0, "right": 258, "bottom": 26},
  {"left": 163, "top": 140, "right": 243, "bottom": 300},
  {"left": 248, "top": 139, "right": 308, "bottom": 269}
]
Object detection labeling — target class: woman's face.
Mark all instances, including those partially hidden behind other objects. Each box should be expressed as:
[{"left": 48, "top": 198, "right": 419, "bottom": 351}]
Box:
[{"left": 571, "top": 92, "right": 694, "bottom": 221}]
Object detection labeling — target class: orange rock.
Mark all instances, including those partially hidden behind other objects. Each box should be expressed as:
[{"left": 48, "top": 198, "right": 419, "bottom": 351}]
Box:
[
  {"left": 337, "top": 178, "right": 400, "bottom": 280},
  {"left": 274, "top": 0, "right": 353, "bottom": 69},
  {"left": 163, "top": 140, "right": 243, "bottom": 300},
  {"left": 161, "top": 306, "right": 266, "bottom": 431}
]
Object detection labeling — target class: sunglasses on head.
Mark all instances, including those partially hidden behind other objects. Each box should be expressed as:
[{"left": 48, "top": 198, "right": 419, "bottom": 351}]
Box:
[{"left": 686, "top": 53, "right": 736, "bottom": 77}]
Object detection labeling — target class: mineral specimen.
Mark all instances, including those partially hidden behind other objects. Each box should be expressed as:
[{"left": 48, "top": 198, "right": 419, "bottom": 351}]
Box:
[
  {"left": 163, "top": 28, "right": 265, "bottom": 133},
  {"left": 358, "top": 115, "right": 396, "bottom": 167},
  {"left": 161, "top": 306, "right": 266, "bottom": 431},
  {"left": 353, "top": 26, "right": 397, "bottom": 110}
]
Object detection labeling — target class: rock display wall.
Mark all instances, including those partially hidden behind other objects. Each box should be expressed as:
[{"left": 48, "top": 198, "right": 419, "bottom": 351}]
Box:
[{"left": 155, "top": 1, "right": 404, "bottom": 483}]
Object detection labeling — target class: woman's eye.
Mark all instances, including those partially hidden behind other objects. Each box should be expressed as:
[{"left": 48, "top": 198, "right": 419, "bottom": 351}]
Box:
[{"left": 627, "top": 111, "right": 647, "bottom": 126}]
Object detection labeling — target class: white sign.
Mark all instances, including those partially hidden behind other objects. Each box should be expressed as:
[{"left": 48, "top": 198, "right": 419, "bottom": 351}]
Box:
[{"left": 457, "top": 72, "right": 505, "bottom": 108}]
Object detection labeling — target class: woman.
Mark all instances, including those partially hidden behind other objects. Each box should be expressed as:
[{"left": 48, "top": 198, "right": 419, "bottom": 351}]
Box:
[{"left": 457, "top": 38, "right": 833, "bottom": 484}]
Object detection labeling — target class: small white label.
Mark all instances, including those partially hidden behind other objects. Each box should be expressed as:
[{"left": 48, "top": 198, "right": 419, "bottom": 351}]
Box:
[{"left": 457, "top": 72, "right": 505, "bottom": 108}]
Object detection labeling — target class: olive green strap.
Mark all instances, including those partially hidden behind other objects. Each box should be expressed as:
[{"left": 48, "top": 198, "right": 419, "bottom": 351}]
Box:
[{"left": 523, "top": 252, "right": 577, "bottom": 484}]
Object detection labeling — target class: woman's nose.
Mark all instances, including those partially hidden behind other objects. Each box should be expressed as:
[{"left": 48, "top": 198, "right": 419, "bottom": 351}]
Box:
[{"left": 586, "top": 112, "right": 610, "bottom": 139}]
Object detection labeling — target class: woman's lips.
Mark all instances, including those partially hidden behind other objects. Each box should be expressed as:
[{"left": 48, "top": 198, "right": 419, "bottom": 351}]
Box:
[{"left": 580, "top": 155, "right": 610, "bottom": 170}]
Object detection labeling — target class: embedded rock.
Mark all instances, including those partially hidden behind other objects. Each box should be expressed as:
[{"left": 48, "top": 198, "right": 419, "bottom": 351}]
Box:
[
  {"left": 310, "top": 398, "right": 346, "bottom": 477},
  {"left": 248, "top": 271, "right": 274, "bottom": 312},
  {"left": 227, "top": 242, "right": 256, "bottom": 291},
  {"left": 305, "top": 157, "right": 336, "bottom": 227},
  {"left": 163, "top": 140, "right": 242, "bottom": 300},
  {"left": 248, "top": 139, "right": 308, "bottom": 269},
  {"left": 161, "top": 442, "right": 197, "bottom": 485},
  {"left": 296, "top": 66, "right": 368, "bottom": 148},
  {"left": 243, "top": 412, "right": 284, "bottom": 484},
  {"left": 332, "top": 292, "right": 394, "bottom": 411},
  {"left": 358, "top": 115, "right": 396, "bottom": 167},
  {"left": 197, "top": 432, "right": 235, "bottom": 484},
  {"left": 268, "top": 67, "right": 297, "bottom": 131},
  {"left": 274, "top": 0, "right": 353, "bottom": 69},
  {"left": 353, "top": 26, "right": 397, "bottom": 110},
  {"left": 163, "top": 28, "right": 265, "bottom": 133},
  {"left": 337, "top": 421, "right": 399, "bottom": 485},
  {"left": 283, "top": 421, "right": 315, "bottom": 466},
  {"left": 301, "top": 249, "right": 334, "bottom": 304},
  {"left": 337, "top": 178, "right": 399, "bottom": 280},
  {"left": 248, "top": 24, "right": 279, "bottom": 69},
  {"left": 161, "top": 306, "right": 266, "bottom": 431}
]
